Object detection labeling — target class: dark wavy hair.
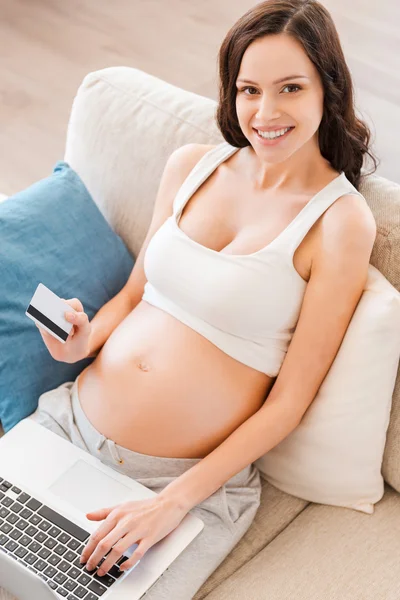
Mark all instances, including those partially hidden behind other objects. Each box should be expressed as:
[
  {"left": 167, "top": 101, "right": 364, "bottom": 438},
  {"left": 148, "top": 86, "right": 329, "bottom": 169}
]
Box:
[{"left": 216, "top": 0, "right": 379, "bottom": 190}]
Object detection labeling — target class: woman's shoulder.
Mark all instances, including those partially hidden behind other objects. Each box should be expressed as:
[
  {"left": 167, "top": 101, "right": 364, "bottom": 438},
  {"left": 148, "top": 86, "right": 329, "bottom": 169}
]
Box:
[
  {"left": 160, "top": 143, "right": 218, "bottom": 198},
  {"left": 166, "top": 143, "right": 218, "bottom": 190},
  {"left": 172, "top": 143, "right": 218, "bottom": 175}
]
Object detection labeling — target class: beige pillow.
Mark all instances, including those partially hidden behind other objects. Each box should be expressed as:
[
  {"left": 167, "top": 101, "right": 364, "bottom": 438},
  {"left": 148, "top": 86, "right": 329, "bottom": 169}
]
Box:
[{"left": 254, "top": 264, "right": 400, "bottom": 514}]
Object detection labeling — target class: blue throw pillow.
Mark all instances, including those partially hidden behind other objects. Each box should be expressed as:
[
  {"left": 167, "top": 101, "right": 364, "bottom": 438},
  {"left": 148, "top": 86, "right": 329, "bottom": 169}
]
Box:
[{"left": 0, "top": 161, "right": 135, "bottom": 432}]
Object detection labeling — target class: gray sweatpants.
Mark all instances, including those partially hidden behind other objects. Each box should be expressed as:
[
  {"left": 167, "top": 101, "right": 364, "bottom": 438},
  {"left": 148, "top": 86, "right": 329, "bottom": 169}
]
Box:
[{"left": 23, "top": 375, "right": 262, "bottom": 600}]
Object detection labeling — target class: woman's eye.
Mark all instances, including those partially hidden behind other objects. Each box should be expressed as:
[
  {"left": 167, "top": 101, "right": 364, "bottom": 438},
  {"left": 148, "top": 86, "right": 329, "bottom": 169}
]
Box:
[
  {"left": 240, "top": 86, "right": 258, "bottom": 95},
  {"left": 282, "top": 84, "right": 301, "bottom": 93}
]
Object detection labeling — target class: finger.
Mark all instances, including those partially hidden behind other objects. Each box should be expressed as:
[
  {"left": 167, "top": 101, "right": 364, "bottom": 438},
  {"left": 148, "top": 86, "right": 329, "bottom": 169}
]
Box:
[
  {"left": 81, "top": 507, "right": 117, "bottom": 562},
  {"left": 63, "top": 297, "right": 84, "bottom": 312},
  {"left": 118, "top": 539, "right": 148, "bottom": 572},
  {"left": 36, "top": 325, "right": 51, "bottom": 339},
  {"left": 86, "top": 506, "right": 116, "bottom": 521},
  {"left": 85, "top": 525, "right": 129, "bottom": 573},
  {"left": 97, "top": 535, "right": 142, "bottom": 576},
  {"left": 65, "top": 310, "right": 90, "bottom": 331}
]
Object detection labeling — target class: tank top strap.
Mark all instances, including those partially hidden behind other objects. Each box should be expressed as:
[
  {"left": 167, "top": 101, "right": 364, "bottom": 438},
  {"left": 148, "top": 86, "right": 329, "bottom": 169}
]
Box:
[
  {"left": 172, "top": 141, "right": 239, "bottom": 217},
  {"left": 276, "top": 172, "right": 366, "bottom": 259}
]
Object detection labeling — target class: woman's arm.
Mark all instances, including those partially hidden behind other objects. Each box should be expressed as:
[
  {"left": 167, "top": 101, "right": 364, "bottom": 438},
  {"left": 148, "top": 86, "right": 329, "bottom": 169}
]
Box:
[{"left": 86, "top": 290, "right": 133, "bottom": 358}]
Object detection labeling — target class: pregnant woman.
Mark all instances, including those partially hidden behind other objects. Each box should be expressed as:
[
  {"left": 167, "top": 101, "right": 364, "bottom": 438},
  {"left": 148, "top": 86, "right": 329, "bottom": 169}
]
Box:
[{"left": 29, "top": 0, "right": 377, "bottom": 598}]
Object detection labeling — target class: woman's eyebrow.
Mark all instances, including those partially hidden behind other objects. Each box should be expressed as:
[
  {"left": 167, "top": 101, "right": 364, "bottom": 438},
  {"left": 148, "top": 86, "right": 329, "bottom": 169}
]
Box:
[{"left": 236, "top": 75, "right": 309, "bottom": 85}]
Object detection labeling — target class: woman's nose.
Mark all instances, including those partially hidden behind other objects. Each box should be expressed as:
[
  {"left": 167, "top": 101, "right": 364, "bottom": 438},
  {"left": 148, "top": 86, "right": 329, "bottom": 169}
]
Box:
[{"left": 255, "top": 96, "right": 281, "bottom": 122}]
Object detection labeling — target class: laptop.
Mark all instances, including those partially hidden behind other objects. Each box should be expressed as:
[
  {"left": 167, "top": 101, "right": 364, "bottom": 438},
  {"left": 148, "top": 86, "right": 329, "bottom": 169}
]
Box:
[{"left": 0, "top": 418, "right": 204, "bottom": 600}]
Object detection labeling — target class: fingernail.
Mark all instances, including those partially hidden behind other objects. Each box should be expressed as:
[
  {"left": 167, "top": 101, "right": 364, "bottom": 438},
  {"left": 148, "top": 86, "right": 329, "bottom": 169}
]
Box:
[
  {"left": 97, "top": 569, "right": 104, "bottom": 576},
  {"left": 66, "top": 313, "right": 75, "bottom": 321}
]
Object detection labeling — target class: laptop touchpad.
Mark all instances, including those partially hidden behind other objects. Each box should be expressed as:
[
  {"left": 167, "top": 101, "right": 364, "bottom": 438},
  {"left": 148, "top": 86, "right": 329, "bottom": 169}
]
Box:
[{"left": 48, "top": 459, "right": 134, "bottom": 514}]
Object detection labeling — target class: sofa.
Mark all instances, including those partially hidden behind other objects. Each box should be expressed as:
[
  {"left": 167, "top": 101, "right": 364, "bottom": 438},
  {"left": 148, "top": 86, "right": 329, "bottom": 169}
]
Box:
[{"left": 1, "top": 66, "right": 400, "bottom": 600}]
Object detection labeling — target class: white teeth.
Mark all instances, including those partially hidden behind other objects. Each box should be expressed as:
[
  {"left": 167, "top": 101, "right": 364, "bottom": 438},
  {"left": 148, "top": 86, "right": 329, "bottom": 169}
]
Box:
[{"left": 257, "top": 127, "right": 291, "bottom": 139}]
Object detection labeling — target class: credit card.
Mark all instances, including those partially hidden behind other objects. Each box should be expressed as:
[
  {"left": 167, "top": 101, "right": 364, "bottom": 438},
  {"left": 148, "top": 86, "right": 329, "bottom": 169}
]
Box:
[{"left": 25, "top": 283, "right": 77, "bottom": 344}]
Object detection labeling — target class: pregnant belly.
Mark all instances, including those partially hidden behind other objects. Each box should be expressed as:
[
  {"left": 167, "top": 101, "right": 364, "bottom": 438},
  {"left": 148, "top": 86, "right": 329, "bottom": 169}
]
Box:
[{"left": 78, "top": 300, "right": 273, "bottom": 458}]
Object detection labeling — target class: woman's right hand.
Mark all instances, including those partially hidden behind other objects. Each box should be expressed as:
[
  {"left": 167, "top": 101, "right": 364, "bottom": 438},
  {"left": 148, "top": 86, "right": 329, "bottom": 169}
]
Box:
[{"left": 36, "top": 298, "right": 92, "bottom": 364}]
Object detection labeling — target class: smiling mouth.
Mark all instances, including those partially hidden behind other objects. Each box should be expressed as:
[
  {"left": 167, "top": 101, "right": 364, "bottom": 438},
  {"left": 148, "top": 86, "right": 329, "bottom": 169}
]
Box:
[
  {"left": 253, "top": 126, "right": 294, "bottom": 136},
  {"left": 253, "top": 127, "right": 295, "bottom": 143}
]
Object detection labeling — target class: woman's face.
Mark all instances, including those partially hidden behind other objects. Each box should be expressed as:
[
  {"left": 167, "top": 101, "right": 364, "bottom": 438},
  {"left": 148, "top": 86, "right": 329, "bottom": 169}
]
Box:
[{"left": 235, "top": 33, "right": 325, "bottom": 163}]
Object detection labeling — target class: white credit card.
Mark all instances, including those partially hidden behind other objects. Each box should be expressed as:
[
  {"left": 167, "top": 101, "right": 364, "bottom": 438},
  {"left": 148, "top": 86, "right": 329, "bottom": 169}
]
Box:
[{"left": 25, "top": 283, "right": 78, "bottom": 344}]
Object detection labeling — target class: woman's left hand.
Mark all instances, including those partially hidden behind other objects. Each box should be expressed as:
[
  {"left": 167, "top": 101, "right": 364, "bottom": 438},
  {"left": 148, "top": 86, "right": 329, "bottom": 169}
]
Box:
[{"left": 80, "top": 495, "right": 188, "bottom": 576}]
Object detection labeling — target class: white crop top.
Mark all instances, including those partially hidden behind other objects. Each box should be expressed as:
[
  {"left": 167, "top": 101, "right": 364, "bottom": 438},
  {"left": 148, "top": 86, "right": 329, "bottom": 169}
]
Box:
[{"left": 141, "top": 141, "right": 365, "bottom": 377}]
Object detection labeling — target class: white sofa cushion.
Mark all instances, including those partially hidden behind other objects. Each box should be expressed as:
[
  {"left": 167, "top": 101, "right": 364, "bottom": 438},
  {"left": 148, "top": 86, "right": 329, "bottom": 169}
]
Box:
[{"left": 254, "top": 264, "right": 400, "bottom": 514}]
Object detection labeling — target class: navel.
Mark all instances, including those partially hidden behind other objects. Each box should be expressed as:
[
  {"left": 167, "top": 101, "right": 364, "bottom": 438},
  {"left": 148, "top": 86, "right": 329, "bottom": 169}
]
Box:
[{"left": 136, "top": 361, "right": 150, "bottom": 372}]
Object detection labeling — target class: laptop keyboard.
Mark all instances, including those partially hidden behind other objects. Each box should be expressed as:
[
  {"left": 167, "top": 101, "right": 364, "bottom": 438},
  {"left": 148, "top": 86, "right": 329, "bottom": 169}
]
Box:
[{"left": 0, "top": 477, "right": 129, "bottom": 598}]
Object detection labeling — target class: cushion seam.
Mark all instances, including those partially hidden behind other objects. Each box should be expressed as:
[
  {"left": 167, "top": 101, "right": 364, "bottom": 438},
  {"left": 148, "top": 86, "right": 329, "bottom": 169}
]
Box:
[
  {"left": 90, "top": 73, "right": 220, "bottom": 137},
  {"left": 387, "top": 223, "right": 400, "bottom": 241}
]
